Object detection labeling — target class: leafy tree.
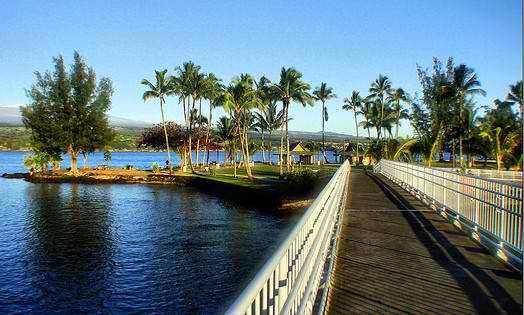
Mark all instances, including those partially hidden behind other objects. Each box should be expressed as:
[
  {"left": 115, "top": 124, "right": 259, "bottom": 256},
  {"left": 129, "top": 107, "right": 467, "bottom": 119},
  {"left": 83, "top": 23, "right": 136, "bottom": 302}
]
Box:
[
  {"left": 22, "top": 52, "right": 114, "bottom": 175},
  {"left": 141, "top": 69, "right": 175, "bottom": 172},
  {"left": 313, "top": 82, "right": 337, "bottom": 162},
  {"left": 137, "top": 122, "right": 208, "bottom": 159}
]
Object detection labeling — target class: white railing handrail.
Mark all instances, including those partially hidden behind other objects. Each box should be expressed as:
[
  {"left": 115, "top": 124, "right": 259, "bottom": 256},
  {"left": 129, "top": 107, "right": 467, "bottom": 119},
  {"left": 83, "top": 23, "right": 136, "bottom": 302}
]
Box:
[
  {"left": 226, "top": 161, "right": 350, "bottom": 315},
  {"left": 432, "top": 167, "right": 522, "bottom": 187},
  {"left": 374, "top": 159, "right": 523, "bottom": 270}
]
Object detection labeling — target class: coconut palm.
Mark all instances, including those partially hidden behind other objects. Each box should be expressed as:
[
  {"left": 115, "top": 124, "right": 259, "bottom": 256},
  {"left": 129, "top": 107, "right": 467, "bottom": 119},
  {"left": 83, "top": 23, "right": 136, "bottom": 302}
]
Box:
[
  {"left": 222, "top": 75, "right": 263, "bottom": 179},
  {"left": 388, "top": 88, "right": 409, "bottom": 138},
  {"left": 271, "top": 67, "right": 313, "bottom": 176},
  {"left": 203, "top": 73, "right": 223, "bottom": 166},
  {"left": 452, "top": 64, "right": 486, "bottom": 168},
  {"left": 141, "top": 69, "right": 175, "bottom": 172},
  {"left": 506, "top": 80, "right": 523, "bottom": 120},
  {"left": 342, "top": 91, "right": 362, "bottom": 163},
  {"left": 369, "top": 74, "right": 392, "bottom": 139},
  {"left": 174, "top": 61, "right": 201, "bottom": 171},
  {"left": 480, "top": 127, "right": 521, "bottom": 171},
  {"left": 313, "top": 82, "right": 337, "bottom": 163},
  {"left": 478, "top": 99, "right": 521, "bottom": 170},
  {"left": 252, "top": 76, "right": 272, "bottom": 162},
  {"left": 254, "top": 102, "right": 284, "bottom": 165},
  {"left": 214, "top": 116, "right": 236, "bottom": 165},
  {"left": 358, "top": 96, "right": 374, "bottom": 139}
]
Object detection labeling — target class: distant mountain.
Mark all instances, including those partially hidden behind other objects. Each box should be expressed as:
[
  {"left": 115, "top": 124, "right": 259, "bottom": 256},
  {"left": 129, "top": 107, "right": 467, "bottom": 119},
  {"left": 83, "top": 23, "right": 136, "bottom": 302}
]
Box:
[
  {"left": 0, "top": 105, "right": 153, "bottom": 129},
  {"left": 1, "top": 105, "right": 362, "bottom": 143},
  {"left": 249, "top": 129, "right": 362, "bottom": 144}
]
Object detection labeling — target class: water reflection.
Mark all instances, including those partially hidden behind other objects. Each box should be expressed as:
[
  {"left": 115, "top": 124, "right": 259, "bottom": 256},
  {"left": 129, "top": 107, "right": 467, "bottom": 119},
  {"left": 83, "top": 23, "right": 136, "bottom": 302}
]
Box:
[
  {"left": 0, "top": 181, "right": 299, "bottom": 314},
  {"left": 24, "top": 183, "right": 114, "bottom": 313}
]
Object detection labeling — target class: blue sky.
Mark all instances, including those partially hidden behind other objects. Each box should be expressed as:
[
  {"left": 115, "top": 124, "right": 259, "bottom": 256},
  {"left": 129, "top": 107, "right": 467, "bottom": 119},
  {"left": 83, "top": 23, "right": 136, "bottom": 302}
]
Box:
[{"left": 1, "top": 0, "right": 521, "bottom": 136}]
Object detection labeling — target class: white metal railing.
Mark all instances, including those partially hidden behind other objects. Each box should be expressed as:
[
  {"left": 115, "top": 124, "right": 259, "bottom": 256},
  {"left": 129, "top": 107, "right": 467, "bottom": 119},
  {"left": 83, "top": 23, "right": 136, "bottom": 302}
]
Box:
[
  {"left": 434, "top": 167, "right": 523, "bottom": 182},
  {"left": 226, "top": 161, "right": 350, "bottom": 315},
  {"left": 374, "top": 160, "right": 523, "bottom": 266}
]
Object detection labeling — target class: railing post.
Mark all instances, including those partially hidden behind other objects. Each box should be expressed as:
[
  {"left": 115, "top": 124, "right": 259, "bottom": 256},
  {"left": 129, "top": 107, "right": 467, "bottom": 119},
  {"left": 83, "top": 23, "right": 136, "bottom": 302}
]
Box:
[
  {"left": 500, "top": 185, "right": 506, "bottom": 246},
  {"left": 276, "top": 252, "right": 288, "bottom": 312},
  {"left": 475, "top": 178, "right": 480, "bottom": 228}
]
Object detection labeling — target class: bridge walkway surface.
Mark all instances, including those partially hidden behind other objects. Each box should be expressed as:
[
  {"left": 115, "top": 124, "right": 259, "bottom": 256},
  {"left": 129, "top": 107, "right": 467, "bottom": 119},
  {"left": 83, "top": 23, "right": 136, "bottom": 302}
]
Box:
[{"left": 326, "top": 168, "right": 522, "bottom": 315}]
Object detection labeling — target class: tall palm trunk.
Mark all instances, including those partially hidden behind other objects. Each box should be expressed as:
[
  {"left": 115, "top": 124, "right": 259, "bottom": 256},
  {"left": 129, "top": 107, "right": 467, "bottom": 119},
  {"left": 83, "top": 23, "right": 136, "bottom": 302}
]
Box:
[
  {"left": 261, "top": 129, "right": 266, "bottom": 163},
  {"left": 395, "top": 100, "right": 400, "bottom": 138},
  {"left": 459, "top": 97, "right": 464, "bottom": 168},
  {"left": 322, "top": 100, "right": 325, "bottom": 164},
  {"left": 181, "top": 96, "right": 188, "bottom": 171},
  {"left": 188, "top": 96, "right": 196, "bottom": 173},
  {"left": 354, "top": 111, "right": 359, "bottom": 164},
  {"left": 205, "top": 100, "right": 213, "bottom": 166},
  {"left": 279, "top": 105, "right": 285, "bottom": 177},
  {"left": 285, "top": 102, "right": 291, "bottom": 171},
  {"left": 196, "top": 99, "right": 202, "bottom": 167},
  {"left": 268, "top": 128, "right": 273, "bottom": 165},
  {"left": 160, "top": 97, "right": 172, "bottom": 172},
  {"left": 379, "top": 94, "right": 384, "bottom": 140},
  {"left": 243, "top": 127, "right": 253, "bottom": 179}
]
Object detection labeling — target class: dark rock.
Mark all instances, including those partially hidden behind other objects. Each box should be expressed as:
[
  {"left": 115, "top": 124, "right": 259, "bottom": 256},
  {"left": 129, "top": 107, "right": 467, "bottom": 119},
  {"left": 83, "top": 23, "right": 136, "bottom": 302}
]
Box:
[{"left": 2, "top": 172, "right": 28, "bottom": 179}]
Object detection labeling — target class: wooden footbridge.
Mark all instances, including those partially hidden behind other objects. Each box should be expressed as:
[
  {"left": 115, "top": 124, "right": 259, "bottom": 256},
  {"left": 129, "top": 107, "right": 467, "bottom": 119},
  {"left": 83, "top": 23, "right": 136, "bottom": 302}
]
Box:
[{"left": 226, "top": 160, "right": 523, "bottom": 315}]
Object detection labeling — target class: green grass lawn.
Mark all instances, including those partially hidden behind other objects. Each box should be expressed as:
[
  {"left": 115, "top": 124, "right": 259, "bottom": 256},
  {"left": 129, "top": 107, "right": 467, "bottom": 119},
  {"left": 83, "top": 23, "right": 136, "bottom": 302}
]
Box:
[{"left": 198, "top": 163, "right": 339, "bottom": 189}]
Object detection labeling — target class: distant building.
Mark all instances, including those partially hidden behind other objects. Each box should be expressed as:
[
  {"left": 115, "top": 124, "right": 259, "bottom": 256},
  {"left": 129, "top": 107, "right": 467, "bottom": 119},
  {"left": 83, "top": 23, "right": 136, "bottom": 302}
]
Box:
[
  {"left": 276, "top": 142, "right": 317, "bottom": 165},
  {"left": 339, "top": 142, "right": 372, "bottom": 165}
]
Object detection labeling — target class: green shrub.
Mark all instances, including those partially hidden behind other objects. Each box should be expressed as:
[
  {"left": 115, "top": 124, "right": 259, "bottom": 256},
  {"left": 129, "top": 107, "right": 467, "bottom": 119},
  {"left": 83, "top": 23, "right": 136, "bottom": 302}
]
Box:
[
  {"left": 124, "top": 164, "right": 134, "bottom": 170},
  {"left": 209, "top": 167, "right": 216, "bottom": 176},
  {"left": 285, "top": 168, "right": 318, "bottom": 191},
  {"left": 151, "top": 162, "right": 161, "bottom": 173}
]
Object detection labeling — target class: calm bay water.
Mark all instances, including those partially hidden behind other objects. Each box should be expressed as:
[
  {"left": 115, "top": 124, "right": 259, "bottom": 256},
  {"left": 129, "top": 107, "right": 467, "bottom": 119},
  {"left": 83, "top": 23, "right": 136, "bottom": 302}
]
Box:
[
  {"left": 0, "top": 150, "right": 337, "bottom": 174},
  {"left": 0, "top": 152, "right": 301, "bottom": 313}
]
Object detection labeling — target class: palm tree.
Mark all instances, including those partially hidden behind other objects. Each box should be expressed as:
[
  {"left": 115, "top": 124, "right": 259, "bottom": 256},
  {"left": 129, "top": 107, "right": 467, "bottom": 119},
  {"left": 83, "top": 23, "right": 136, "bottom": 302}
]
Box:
[
  {"left": 141, "top": 69, "right": 175, "bottom": 172},
  {"left": 253, "top": 112, "right": 269, "bottom": 162},
  {"left": 358, "top": 96, "right": 374, "bottom": 139},
  {"left": 388, "top": 88, "right": 409, "bottom": 138},
  {"left": 452, "top": 64, "right": 486, "bottom": 168},
  {"left": 253, "top": 76, "right": 272, "bottom": 162},
  {"left": 271, "top": 67, "right": 313, "bottom": 176},
  {"left": 342, "top": 91, "right": 362, "bottom": 163},
  {"left": 174, "top": 62, "right": 199, "bottom": 171},
  {"left": 313, "top": 82, "right": 337, "bottom": 163},
  {"left": 222, "top": 75, "right": 263, "bottom": 179},
  {"left": 203, "top": 73, "right": 223, "bottom": 166},
  {"left": 478, "top": 99, "right": 521, "bottom": 170},
  {"left": 254, "top": 102, "right": 284, "bottom": 165},
  {"left": 369, "top": 74, "right": 392, "bottom": 139},
  {"left": 174, "top": 61, "right": 205, "bottom": 172},
  {"left": 480, "top": 127, "right": 521, "bottom": 171},
  {"left": 506, "top": 80, "right": 523, "bottom": 120},
  {"left": 214, "top": 116, "right": 236, "bottom": 166}
]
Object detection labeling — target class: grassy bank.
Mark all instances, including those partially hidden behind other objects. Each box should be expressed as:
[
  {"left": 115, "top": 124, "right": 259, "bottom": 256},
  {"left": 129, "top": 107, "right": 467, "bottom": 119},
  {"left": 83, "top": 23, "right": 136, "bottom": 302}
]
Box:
[{"left": 20, "top": 164, "right": 339, "bottom": 211}]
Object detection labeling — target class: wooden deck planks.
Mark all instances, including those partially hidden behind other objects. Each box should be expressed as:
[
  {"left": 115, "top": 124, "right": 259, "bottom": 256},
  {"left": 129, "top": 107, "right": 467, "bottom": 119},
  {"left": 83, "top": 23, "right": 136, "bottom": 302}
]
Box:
[{"left": 326, "top": 168, "right": 522, "bottom": 315}]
